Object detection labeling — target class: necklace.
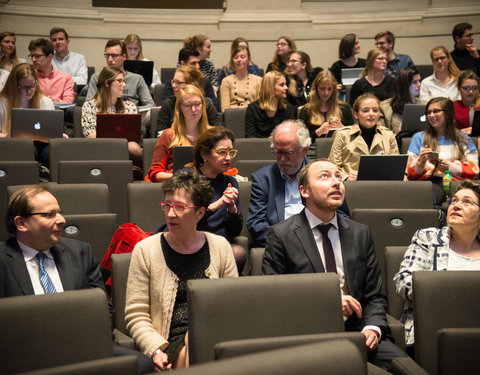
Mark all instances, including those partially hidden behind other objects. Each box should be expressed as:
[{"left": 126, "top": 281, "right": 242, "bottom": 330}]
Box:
[{"left": 233, "top": 74, "right": 250, "bottom": 106}]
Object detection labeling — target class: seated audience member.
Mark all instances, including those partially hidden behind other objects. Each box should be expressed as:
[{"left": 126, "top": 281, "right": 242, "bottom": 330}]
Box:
[
  {"left": 86, "top": 39, "right": 154, "bottom": 137},
  {"left": 0, "top": 185, "right": 155, "bottom": 374},
  {"left": 217, "top": 37, "right": 260, "bottom": 87},
  {"left": 286, "top": 51, "right": 323, "bottom": 109},
  {"left": 50, "top": 27, "right": 88, "bottom": 86},
  {"left": 28, "top": 38, "right": 75, "bottom": 105},
  {"left": 160, "top": 47, "right": 216, "bottom": 106},
  {"left": 148, "top": 84, "right": 210, "bottom": 182},
  {"left": 266, "top": 36, "right": 296, "bottom": 74},
  {"left": 81, "top": 66, "right": 142, "bottom": 174},
  {"left": 299, "top": 70, "right": 354, "bottom": 143},
  {"left": 125, "top": 171, "right": 237, "bottom": 370},
  {"left": 349, "top": 48, "right": 393, "bottom": 106},
  {"left": 245, "top": 71, "right": 296, "bottom": 138},
  {"left": 0, "top": 31, "right": 26, "bottom": 73},
  {"left": 262, "top": 159, "right": 407, "bottom": 371},
  {"left": 374, "top": 31, "right": 414, "bottom": 78},
  {"left": 182, "top": 127, "right": 246, "bottom": 272},
  {"left": 450, "top": 22, "right": 480, "bottom": 75},
  {"left": 124, "top": 33, "right": 161, "bottom": 91},
  {"left": 329, "top": 93, "right": 398, "bottom": 181},
  {"left": 184, "top": 35, "right": 218, "bottom": 94},
  {"left": 220, "top": 45, "right": 262, "bottom": 111},
  {"left": 247, "top": 120, "right": 350, "bottom": 247},
  {"left": 406, "top": 97, "right": 478, "bottom": 201},
  {"left": 329, "top": 33, "right": 366, "bottom": 89},
  {"left": 0, "top": 63, "right": 64, "bottom": 166},
  {"left": 378, "top": 66, "right": 425, "bottom": 135},
  {"left": 453, "top": 70, "right": 480, "bottom": 133},
  {"left": 157, "top": 66, "right": 222, "bottom": 136},
  {"left": 420, "top": 46, "right": 461, "bottom": 102},
  {"left": 394, "top": 180, "right": 480, "bottom": 352}
]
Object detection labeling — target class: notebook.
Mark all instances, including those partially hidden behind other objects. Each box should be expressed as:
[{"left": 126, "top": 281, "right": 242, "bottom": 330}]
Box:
[
  {"left": 357, "top": 154, "right": 408, "bottom": 181},
  {"left": 173, "top": 146, "right": 194, "bottom": 172},
  {"left": 469, "top": 110, "right": 480, "bottom": 137},
  {"left": 10, "top": 108, "right": 64, "bottom": 142},
  {"left": 96, "top": 113, "right": 141, "bottom": 143},
  {"left": 341, "top": 68, "right": 363, "bottom": 86},
  {"left": 123, "top": 60, "right": 154, "bottom": 86},
  {"left": 400, "top": 103, "right": 428, "bottom": 135}
]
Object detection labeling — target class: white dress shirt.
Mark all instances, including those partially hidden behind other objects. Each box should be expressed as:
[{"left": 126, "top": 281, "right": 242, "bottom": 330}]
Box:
[{"left": 52, "top": 51, "right": 88, "bottom": 85}]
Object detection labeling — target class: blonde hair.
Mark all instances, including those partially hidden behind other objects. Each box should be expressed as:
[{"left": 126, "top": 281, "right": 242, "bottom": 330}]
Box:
[
  {"left": 93, "top": 67, "right": 126, "bottom": 114},
  {"left": 170, "top": 84, "right": 210, "bottom": 147},
  {"left": 124, "top": 34, "right": 143, "bottom": 59},
  {"left": 430, "top": 46, "right": 461, "bottom": 80},
  {"left": 259, "top": 71, "right": 287, "bottom": 112},
  {"left": 306, "top": 71, "right": 342, "bottom": 126},
  {"left": 175, "top": 65, "right": 205, "bottom": 93},
  {"left": 361, "top": 48, "right": 386, "bottom": 78},
  {"left": 184, "top": 35, "right": 209, "bottom": 53},
  {"left": 0, "top": 63, "right": 43, "bottom": 136}
]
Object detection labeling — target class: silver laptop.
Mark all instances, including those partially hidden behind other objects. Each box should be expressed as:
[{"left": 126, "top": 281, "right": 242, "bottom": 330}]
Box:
[
  {"left": 357, "top": 154, "right": 408, "bottom": 181},
  {"left": 341, "top": 68, "right": 363, "bottom": 86},
  {"left": 401, "top": 103, "right": 428, "bottom": 135},
  {"left": 11, "top": 108, "right": 63, "bottom": 142}
]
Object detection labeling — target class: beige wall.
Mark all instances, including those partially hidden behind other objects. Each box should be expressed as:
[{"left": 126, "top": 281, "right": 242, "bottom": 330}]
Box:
[{"left": 1, "top": 0, "right": 479, "bottom": 77}]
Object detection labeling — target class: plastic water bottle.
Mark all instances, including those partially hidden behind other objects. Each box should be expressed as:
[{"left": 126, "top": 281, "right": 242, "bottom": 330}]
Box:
[{"left": 442, "top": 170, "right": 452, "bottom": 200}]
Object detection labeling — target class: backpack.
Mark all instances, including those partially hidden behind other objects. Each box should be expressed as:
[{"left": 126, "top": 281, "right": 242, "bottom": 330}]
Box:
[{"left": 101, "top": 223, "right": 153, "bottom": 285}]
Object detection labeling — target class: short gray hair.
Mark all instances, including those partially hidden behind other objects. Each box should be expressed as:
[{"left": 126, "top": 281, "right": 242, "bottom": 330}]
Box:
[{"left": 269, "top": 119, "right": 312, "bottom": 150}]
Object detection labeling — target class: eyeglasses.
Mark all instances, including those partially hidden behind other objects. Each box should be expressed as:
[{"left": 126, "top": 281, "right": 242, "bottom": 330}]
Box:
[
  {"left": 461, "top": 86, "right": 478, "bottom": 92},
  {"left": 288, "top": 59, "right": 302, "bottom": 64},
  {"left": 447, "top": 197, "right": 480, "bottom": 208},
  {"left": 27, "top": 210, "right": 63, "bottom": 220},
  {"left": 18, "top": 83, "right": 37, "bottom": 91},
  {"left": 182, "top": 102, "right": 202, "bottom": 110},
  {"left": 104, "top": 53, "right": 123, "bottom": 59},
  {"left": 28, "top": 54, "right": 45, "bottom": 59},
  {"left": 159, "top": 202, "right": 199, "bottom": 215},
  {"left": 271, "top": 149, "right": 298, "bottom": 158},
  {"left": 426, "top": 109, "right": 443, "bottom": 116},
  {"left": 277, "top": 42, "right": 288, "bottom": 47},
  {"left": 171, "top": 80, "right": 186, "bottom": 86},
  {"left": 212, "top": 148, "right": 238, "bottom": 158},
  {"left": 113, "top": 78, "right": 125, "bottom": 84}
]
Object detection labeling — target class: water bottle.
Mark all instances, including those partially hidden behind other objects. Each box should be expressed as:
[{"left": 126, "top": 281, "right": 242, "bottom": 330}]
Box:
[{"left": 442, "top": 170, "right": 452, "bottom": 200}]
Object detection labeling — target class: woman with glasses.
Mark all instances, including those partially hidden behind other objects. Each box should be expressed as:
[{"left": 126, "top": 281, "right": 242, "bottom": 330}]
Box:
[
  {"left": 0, "top": 31, "right": 26, "bottom": 73},
  {"left": 299, "top": 70, "right": 354, "bottom": 142},
  {"left": 349, "top": 48, "right": 393, "bottom": 106},
  {"left": 406, "top": 97, "right": 478, "bottom": 201},
  {"left": 156, "top": 66, "right": 222, "bottom": 136},
  {"left": 330, "top": 33, "right": 366, "bottom": 89},
  {"left": 394, "top": 180, "right": 480, "bottom": 352},
  {"left": 124, "top": 33, "right": 161, "bottom": 91},
  {"left": 420, "top": 46, "right": 461, "bottom": 101},
  {"left": 81, "top": 66, "right": 142, "bottom": 173},
  {"left": 219, "top": 45, "right": 262, "bottom": 111},
  {"left": 148, "top": 84, "right": 210, "bottom": 182},
  {"left": 126, "top": 171, "right": 237, "bottom": 371},
  {"left": 286, "top": 51, "right": 323, "bottom": 109},
  {"left": 328, "top": 93, "right": 398, "bottom": 181},
  {"left": 266, "top": 36, "right": 296, "bottom": 74},
  {"left": 453, "top": 70, "right": 480, "bottom": 133},
  {"left": 245, "top": 71, "right": 296, "bottom": 138}
]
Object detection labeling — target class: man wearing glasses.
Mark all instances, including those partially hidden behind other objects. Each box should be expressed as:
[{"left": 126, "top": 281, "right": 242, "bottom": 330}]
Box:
[
  {"left": 247, "top": 120, "right": 349, "bottom": 247},
  {"left": 451, "top": 22, "right": 480, "bottom": 75}
]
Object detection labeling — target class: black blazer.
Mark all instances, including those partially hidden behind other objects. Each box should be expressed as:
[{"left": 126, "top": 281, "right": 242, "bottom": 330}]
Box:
[{"left": 262, "top": 210, "right": 387, "bottom": 334}]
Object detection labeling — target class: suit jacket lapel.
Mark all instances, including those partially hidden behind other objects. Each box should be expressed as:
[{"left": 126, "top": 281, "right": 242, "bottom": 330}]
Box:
[
  {"left": 5, "top": 238, "right": 35, "bottom": 295},
  {"left": 52, "top": 242, "right": 74, "bottom": 291},
  {"left": 338, "top": 216, "right": 357, "bottom": 294},
  {"left": 273, "top": 166, "right": 285, "bottom": 222},
  {"left": 294, "top": 211, "right": 325, "bottom": 273}
]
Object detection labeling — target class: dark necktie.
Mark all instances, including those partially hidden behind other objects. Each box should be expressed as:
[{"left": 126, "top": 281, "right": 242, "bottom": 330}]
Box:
[
  {"left": 317, "top": 223, "right": 337, "bottom": 273},
  {"left": 37, "top": 253, "right": 57, "bottom": 294}
]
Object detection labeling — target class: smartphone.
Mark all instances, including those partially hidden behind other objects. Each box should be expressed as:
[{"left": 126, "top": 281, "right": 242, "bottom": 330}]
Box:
[{"left": 428, "top": 152, "right": 439, "bottom": 164}]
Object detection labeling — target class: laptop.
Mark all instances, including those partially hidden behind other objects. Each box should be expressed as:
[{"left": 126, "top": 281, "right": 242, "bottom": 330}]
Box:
[
  {"left": 357, "top": 154, "right": 408, "bottom": 181},
  {"left": 341, "top": 68, "right": 363, "bottom": 86},
  {"left": 96, "top": 113, "right": 141, "bottom": 143},
  {"left": 400, "top": 103, "right": 428, "bottom": 135},
  {"left": 11, "top": 108, "right": 64, "bottom": 142},
  {"left": 173, "top": 146, "right": 194, "bottom": 172},
  {"left": 469, "top": 110, "right": 480, "bottom": 137},
  {"left": 123, "top": 60, "right": 154, "bottom": 86}
]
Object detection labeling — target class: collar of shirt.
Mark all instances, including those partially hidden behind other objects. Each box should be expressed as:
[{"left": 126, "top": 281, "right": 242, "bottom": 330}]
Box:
[
  {"left": 279, "top": 158, "right": 306, "bottom": 183},
  {"left": 304, "top": 207, "right": 338, "bottom": 230},
  {"left": 53, "top": 53, "right": 71, "bottom": 62},
  {"left": 17, "top": 239, "right": 54, "bottom": 262},
  {"left": 36, "top": 68, "right": 56, "bottom": 79}
]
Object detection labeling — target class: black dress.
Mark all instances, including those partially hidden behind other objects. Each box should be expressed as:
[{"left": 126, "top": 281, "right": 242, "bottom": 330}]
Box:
[
  {"left": 245, "top": 100, "right": 297, "bottom": 138},
  {"left": 161, "top": 234, "right": 210, "bottom": 360}
]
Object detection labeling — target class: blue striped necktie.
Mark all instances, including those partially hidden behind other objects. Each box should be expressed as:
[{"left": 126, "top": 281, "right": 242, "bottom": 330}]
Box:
[{"left": 37, "top": 253, "right": 57, "bottom": 294}]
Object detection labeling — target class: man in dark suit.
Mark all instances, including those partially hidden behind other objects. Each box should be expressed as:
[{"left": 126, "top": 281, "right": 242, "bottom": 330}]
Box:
[
  {"left": 247, "top": 120, "right": 349, "bottom": 247},
  {"left": 262, "top": 159, "right": 405, "bottom": 371},
  {"left": 0, "top": 185, "right": 154, "bottom": 374}
]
